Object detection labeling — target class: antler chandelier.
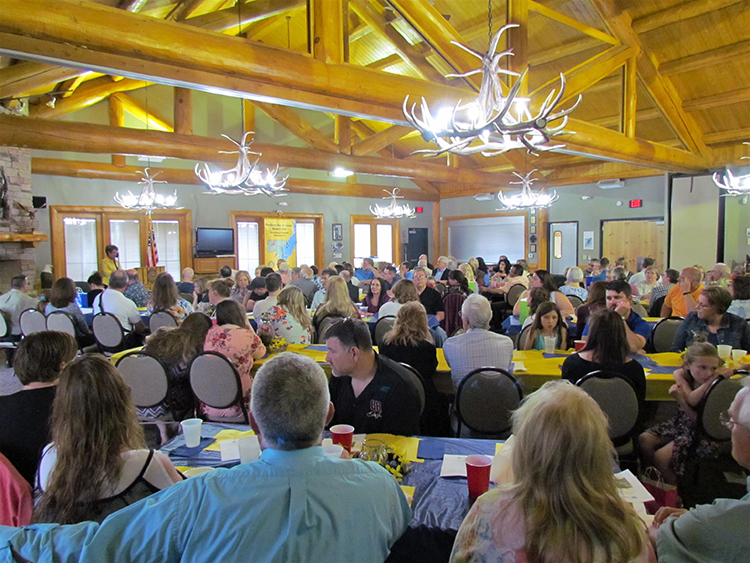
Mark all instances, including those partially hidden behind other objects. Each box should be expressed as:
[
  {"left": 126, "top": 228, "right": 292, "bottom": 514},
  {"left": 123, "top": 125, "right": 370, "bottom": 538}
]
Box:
[
  {"left": 370, "top": 188, "right": 416, "bottom": 219},
  {"left": 713, "top": 142, "right": 750, "bottom": 195},
  {"left": 195, "top": 132, "right": 289, "bottom": 197},
  {"left": 114, "top": 168, "right": 179, "bottom": 214},
  {"left": 497, "top": 170, "right": 558, "bottom": 210},
  {"left": 403, "top": 24, "right": 580, "bottom": 158}
]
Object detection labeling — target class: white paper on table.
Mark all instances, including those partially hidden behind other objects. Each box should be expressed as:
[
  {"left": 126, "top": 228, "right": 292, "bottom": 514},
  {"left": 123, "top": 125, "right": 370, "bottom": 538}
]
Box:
[
  {"left": 352, "top": 433, "right": 366, "bottom": 452},
  {"left": 219, "top": 439, "right": 241, "bottom": 461},
  {"left": 614, "top": 469, "right": 654, "bottom": 503},
  {"left": 440, "top": 455, "right": 468, "bottom": 477},
  {"left": 512, "top": 362, "right": 527, "bottom": 373}
]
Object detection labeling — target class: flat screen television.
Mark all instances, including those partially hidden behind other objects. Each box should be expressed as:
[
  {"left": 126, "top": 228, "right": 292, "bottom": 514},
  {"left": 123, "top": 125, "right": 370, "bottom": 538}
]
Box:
[{"left": 195, "top": 227, "right": 234, "bottom": 257}]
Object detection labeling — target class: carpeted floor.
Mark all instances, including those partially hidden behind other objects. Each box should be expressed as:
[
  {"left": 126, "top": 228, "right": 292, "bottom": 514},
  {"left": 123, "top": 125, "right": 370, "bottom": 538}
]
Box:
[{"left": 0, "top": 350, "right": 21, "bottom": 396}]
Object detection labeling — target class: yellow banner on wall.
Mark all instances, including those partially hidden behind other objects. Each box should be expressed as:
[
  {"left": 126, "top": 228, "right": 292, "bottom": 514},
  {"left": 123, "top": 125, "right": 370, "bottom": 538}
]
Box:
[{"left": 265, "top": 218, "right": 296, "bottom": 267}]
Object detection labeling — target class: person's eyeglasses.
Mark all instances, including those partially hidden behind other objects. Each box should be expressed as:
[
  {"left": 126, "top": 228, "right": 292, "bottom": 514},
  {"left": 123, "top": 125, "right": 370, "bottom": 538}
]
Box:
[{"left": 719, "top": 410, "right": 750, "bottom": 432}]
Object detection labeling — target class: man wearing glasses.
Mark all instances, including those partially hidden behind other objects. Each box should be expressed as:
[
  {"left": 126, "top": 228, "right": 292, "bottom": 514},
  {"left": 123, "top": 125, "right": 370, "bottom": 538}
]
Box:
[{"left": 651, "top": 378, "right": 750, "bottom": 562}]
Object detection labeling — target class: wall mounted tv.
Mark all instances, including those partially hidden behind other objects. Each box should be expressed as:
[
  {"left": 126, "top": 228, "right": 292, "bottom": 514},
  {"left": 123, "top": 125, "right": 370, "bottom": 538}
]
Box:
[{"left": 195, "top": 228, "right": 234, "bottom": 257}]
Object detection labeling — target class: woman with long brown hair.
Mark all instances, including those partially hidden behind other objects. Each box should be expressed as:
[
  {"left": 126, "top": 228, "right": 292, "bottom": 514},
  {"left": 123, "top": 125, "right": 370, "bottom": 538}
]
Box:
[
  {"left": 148, "top": 272, "right": 193, "bottom": 324},
  {"left": 34, "top": 355, "right": 182, "bottom": 525},
  {"left": 575, "top": 280, "right": 607, "bottom": 340},
  {"left": 258, "top": 285, "right": 313, "bottom": 345}
]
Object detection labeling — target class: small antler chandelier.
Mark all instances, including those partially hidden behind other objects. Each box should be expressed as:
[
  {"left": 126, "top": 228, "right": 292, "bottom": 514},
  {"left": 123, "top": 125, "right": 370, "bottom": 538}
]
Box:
[
  {"left": 114, "top": 168, "right": 179, "bottom": 214},
  {"left": 370, "top": 188, "right": 416, "bottom": 219},
  {"left": 497, "top": 170, "right": 558, "bottom": 210}
]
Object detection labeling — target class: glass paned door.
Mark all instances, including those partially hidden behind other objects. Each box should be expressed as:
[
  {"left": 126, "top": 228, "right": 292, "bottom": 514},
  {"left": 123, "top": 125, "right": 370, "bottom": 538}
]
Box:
[
  {"left": 153, "top": 220, "right": 181, "bottom": 278},
  {"left": 109, "top": 219, "right": 141, "bottom": 269},
  {"left": 63, "top": 217, "right": 98, "bottom": 281}
]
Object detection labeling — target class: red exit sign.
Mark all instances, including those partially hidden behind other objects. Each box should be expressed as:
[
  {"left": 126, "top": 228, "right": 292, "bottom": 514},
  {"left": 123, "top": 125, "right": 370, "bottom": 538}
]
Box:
[
  {"left": 629, "top": 199, "right": 642, "bottom": 208},
  {"left": 416, "top": 207, "right": 424, "bottom": 213}
]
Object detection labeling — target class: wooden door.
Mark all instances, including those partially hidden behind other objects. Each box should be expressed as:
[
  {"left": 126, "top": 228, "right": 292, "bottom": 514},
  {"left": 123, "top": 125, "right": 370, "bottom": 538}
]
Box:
[{"left": 602, "top": 220, "right": 666, "bottom": 272}]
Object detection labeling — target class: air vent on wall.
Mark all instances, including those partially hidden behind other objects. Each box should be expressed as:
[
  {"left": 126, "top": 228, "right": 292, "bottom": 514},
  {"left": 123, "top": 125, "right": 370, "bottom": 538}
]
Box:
[
  {"left": 474, "top": 193, "right": 494, "bottom": 201},
  {"left": 597, "top": 179, "right": 624, "bottom": 189}
]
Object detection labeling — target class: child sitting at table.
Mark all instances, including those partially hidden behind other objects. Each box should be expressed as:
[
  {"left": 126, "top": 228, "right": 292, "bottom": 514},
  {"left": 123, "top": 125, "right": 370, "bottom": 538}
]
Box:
[
  {"left": 639, "top": 341, "right": 731, "bottom": 485},
  {"left": 523, "top": 301, "right": 567, "bottom": 351}
]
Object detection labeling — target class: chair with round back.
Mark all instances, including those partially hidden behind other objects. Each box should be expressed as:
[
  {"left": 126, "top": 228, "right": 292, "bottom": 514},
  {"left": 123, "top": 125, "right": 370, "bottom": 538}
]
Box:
[
  {"left": 19, "top": 309, "right": 46, "bottom": 337},
  {"left": 92, "top": 312, "right": 125, "bottom": 353},
  {"left": 506, "top": 283, "right": 526, "bottom": 308},
  {"left": 116, "top": 351, "right": 171, "bottom": 416},
  {"left": 575, "top": 370, "right": 641, "bottom": 449},
  {"left": 179, "top": 292, "right": 194, "bottom": 303},
  {"left": 648, "top": 316, "right": 684, "bottom": 353},
  {"left": 516, "top": 324, "right": 533, "bottom": 350},
  {"left": 398, "top": 362, "right": 425, "bottom": 416},
  {"left": 648, "top": 295, "right": 666, "bottom": 317},
  {"left": 316, "top": 315, "right": 345, "bottom": 344},
  {"left": 454, "top": 367, "right": 523, "bottom": 439},
  {"left": 0, "top": 313, "right": 9, "bottom": 339},
  {"left": 149, "top": 311, "right": 178, "bottom": 333},
  {"left": 189, "top": 351, "right": 249, "bottom": 424},
  {"left": 45, "top": 311, "right": 77, "bottom": 338},
  {"left": 566, "top": 294, "right": 583, "bottom": 309},
  {"left": 374, "top": 315, "right": 396, "bottom": 348},
  {"left": 434, "top": 282, "right": 447, "bottom": 296}
]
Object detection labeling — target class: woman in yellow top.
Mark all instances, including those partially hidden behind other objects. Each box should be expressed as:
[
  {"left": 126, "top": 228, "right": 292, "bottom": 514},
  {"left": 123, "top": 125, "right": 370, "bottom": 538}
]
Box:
[{"left": 100, "top": 245, "right": 121, "bottom": 285}]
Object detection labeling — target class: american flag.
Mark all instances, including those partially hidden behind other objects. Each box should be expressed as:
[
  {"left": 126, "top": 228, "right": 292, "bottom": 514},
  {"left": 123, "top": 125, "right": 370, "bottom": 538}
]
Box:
[{"left": 147, "top": 216, "right": 159, "bottom": 267}]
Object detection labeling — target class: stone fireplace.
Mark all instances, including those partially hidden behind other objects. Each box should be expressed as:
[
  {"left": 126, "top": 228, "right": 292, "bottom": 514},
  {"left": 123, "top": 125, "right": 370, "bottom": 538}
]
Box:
[{"left": 0, "top": 146, "right": 38, "bottom": 292}]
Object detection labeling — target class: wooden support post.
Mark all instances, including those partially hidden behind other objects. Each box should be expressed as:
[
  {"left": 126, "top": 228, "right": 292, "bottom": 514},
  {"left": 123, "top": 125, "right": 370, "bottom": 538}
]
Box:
[
  {"left": 173, "top": 87, "right": 192, "bottom": 136},
  {"left": 622, "top": 57, "right": 637, "bottom": 138},
  {"left": 335, "top": 115, "right": 352, "bottom": 155},
  {"left": 108, "top": 96, "right": 126, "bottom": 167},
  {"left": 243, "top": 99, "right": 255, "bottom": 133},
  {"left": 308, "top": 0, "right": 346, "bottom": 64},
  {"left": 432, "top": 200, "right": 440, "bottom": 262}
]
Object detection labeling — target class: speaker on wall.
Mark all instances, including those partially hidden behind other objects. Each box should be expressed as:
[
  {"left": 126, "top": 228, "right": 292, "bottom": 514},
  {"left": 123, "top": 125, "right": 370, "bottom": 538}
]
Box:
[{"left": 32, "top": 196, "right": 47, "bottom": 209}]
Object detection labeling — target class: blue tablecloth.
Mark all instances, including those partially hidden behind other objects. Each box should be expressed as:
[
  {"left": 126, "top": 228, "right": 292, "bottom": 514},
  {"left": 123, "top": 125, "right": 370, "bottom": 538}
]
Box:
[
  {"left": 82, "top": 311, "right": 257, "bottom": 331},
  {"left": 162, "top": 423, "right": 503, "bottom": 563}
]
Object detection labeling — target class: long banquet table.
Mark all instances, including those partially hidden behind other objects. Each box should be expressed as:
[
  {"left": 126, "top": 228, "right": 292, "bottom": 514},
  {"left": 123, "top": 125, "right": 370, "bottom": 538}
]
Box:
[{"left": 161, "top": 422, "right": 503, "bottom": 563}]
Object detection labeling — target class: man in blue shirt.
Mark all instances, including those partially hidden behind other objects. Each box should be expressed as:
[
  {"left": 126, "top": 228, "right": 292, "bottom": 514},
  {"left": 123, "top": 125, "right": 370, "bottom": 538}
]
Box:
[
  {"left": 354, "top": 257, "right": 376, "bottom": 286},
  {"left": 0, "top": 353, "right": 411, "bottom": 563},
  {"left": 583, "top": 280, "right": 650, "bottom": 352}
]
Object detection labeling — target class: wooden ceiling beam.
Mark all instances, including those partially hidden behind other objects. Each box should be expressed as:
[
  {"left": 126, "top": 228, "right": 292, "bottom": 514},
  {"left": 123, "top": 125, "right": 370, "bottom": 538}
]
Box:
[
  {"left": 542, "top": 160, "right": 664, "bottom": 186},
  {"left": 352, "top": 124, "right": 413, "bottom": 156},
  {"left": 590, "top": 107, "right": 662, "bottom": 129},
  {"left": 703, "top": 128, "right": 750, "bottom": 146},
  {"left": 0, "top": 114, "right": 513, "bottom": 187},
  {"left": 530, "top": 44, "right": 634, "bottom": 107},
  {"left": 591, "top": 0, "right": 711, "bottom": 160},
  {"left": 165, "top": 0, "right": 206, "bottom": 21},
  {"left": 350, "top": 0, "right": 446, "bottom": 84},
  {"left": 118, "top": 0, "right": 148, "bottom": 12},
  {"left": 659, "top": 38, "right": 750, "bottom": 77},
  {"left": 0, "top": 62, "right": 85, "bottom": 100},
  {"left": 632, "top": 0, "right": 746, "bottom": 34},
  {"left": 309, "top": 0, "right": 347, "bottom": 64},
  {"left": 254, "top": 101, "right": 339, "bottom": 153},
  {"left": 366, "top": 53, "right": 403, "bottom": 70},
  {"left": 507, "top": 0, "right": 529, "bottom": 84},
  {"left": 529, "top": 36, "right": 602, "bottom": 67},
  {"left": 242, "top": 6, "right": 306, "bottom": 39},
  {"left": 31, "top": 158, "right": 440, "bottom": 202},
  {"left": 29, "top": 76, "right": 149, "bottom": 119},
  {"left": 110, "top": 92, "right": 174, "bottom": 132},
  {"left": 682, "top": 88, "right": 750, "bottom": 112},
  {"left": 528, "top": 0, "right": 618, "bottom": 45},
  {"left": 178, "top": 0, "right": 305, "bottom": 33}
]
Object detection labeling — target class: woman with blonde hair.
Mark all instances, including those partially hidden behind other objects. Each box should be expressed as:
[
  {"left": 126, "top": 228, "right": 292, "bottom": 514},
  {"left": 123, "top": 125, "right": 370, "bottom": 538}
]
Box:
[
  {"left": 34, "top": 356, "right": 182, "bottom": 525},
  {"left": 312, "top": 276, "right": 358, "bottom": 335},
  {"left": 230, "top": 270, "right": 251, "bottom": 305},
  {"left": 451, "top": 380, "right": 654, "bottom": 563},
  {"left": 148, "top": 272, "right": 193, "bottom": 323},
  {"left": 379, "top": 279, "right": 419, "bottom": 318},
  {"left": 259, "top": 285, "right": 313, "bottom": 345}
]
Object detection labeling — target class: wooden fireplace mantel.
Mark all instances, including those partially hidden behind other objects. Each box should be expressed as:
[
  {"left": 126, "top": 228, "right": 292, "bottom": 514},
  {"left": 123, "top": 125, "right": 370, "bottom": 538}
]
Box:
[{"left": 0, "top": 232, "right": 49, "bottom": 245}]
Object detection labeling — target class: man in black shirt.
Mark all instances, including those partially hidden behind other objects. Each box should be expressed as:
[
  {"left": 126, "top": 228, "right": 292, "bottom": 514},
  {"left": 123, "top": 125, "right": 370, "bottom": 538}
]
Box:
[
  {"left": 412, "top": 267, "right": 445, "bottom": 323},
  {"left": 325, "top": 318, "right": 421, "bottom": 436}
]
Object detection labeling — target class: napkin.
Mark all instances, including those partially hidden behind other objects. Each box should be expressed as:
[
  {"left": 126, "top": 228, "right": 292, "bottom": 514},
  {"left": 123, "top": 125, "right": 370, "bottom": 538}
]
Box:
[
  {"left": 171, "top": 437, "right": 215, "bottom": 457},
  {"left": 204, "top": 429, "right": 256, "bottom": 452}
]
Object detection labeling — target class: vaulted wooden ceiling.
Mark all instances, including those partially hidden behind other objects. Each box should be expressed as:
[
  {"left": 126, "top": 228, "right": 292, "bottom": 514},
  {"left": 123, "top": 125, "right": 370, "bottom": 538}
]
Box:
[{"left": 1, "top": 0, "right": 749, "bottom": 201}]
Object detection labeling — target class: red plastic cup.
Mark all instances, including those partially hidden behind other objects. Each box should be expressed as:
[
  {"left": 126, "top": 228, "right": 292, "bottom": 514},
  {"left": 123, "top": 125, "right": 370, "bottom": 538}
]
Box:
[
  {"left": 330, "top": 424, "right": 355, "bottom": 452},
  {"left": 465, "top": 454, "right": 492, "bottom": 498},
  {"left": 574, "top": 340, "right": 586, "bottom": 352}
]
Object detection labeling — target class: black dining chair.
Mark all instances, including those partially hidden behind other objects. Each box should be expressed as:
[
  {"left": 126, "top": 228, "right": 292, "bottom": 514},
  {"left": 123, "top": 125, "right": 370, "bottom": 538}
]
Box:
[
  {"left": 189, "top": 351, "right": 249, "bottom": 424},
  {"left": 454, "top": 367, "right": 523, "bottom": 439},
  {"left": 647, "top": 316, "right": 683, "bottom": 353},
  {"left": 398, "top": 362, "right": 426, "bottom": 416}
]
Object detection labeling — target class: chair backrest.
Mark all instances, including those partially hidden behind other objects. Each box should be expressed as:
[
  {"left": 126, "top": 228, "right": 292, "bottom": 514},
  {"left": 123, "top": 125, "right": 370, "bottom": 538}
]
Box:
[
  {"left": 399, "top": 362, "right": 426, "bottom": 415},
  {"left": 189, "top": 351, "right": 248, "bottom": 423},
  {"left": 74, "top": 281, "right": 91, "bottom": 293},
  {"left": 516, "top": 324, "right": 532, "bottom": 350},
  {"left": 19, "top": 308, "right": 46, "bottom": 336},
  {"left": 45, "top": 311, "right": 77, "bottom": 337},
  {"left": 566, "top": 294, "right": 583, "bottom": 309},
  {"left": 649, "top": 317, "right": 684, "bottom": 353},
  {"left": 149, "top": 311, "right": 178, "bottom": 333},
  {"left": 506, "top": 283, "right": 525, "bottom": 307},
  {"left": 316, "top": 315, "right": 344, "bottom": 344},
  {"left": 115, "top": 351, "right": 170, "bottom": 410},
  {"left": 434, "top": 282, "right": 447, "bottom": 296},
  {"left": 698, "top": 377, "right": 743, "bottom": 442},
  {"left": 179, "top": 292, "right": 194, "bottom": 303},
  {"left": 92, "top": 312, "right": 125, "bottom": 349},
  {"left": 0, "top": 313, "right": 8, "bottom": 339},
  {"left": 441, "top": 292, "right": 466, "bottom": 337},
  {"left": 648, "top": 295, "right": 666, "bottom": 318},
  {"left": 576, "top": 370, "right": 640, "bottom": 444},
  {"left": 374, "top": 315, "right": 396, "bottom": 348},
  {"left": 632, "top": 303, "right": 648, "bottom": 318},
  {"left": 455, "top": 367, "right": 523, "bottom": 436}
]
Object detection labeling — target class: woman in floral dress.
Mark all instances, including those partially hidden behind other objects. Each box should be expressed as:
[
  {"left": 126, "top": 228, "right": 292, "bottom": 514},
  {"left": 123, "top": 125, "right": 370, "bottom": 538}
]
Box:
[{"left": 259, "top": 285, "right": 313, "bottom": 345}]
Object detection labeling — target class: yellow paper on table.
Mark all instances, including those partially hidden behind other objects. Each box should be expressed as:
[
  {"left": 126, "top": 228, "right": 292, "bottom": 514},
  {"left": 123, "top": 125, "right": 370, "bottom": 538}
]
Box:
[
  {"left": 495, "top": 442, "right": 505, "bottom": 456},
  {"left": 366, "top": 434, "right": 422, "bottom": 462},
  {"left": 400, "top": 485, "right": 415, "bottom": 506},
  {"left": 175, "top": 466, "right": 192, "bottom": 473},
  {"left": 204, "top": 429, "right": 256, "bottom": 451}
]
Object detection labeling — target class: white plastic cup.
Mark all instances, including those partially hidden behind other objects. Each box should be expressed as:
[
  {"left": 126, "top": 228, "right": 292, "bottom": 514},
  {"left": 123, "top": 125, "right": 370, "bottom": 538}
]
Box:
[
  {"left": 544, "top": 336, "right": 556, "bottom": 354},
  {"left": 732, "top": 349, "right": 747, "bottom": 362},
  {"left": 180, "top": 418, "right": 202, "bottom": 448},
  {"left": 237, "top": 435, "right": 260, "bottom": 464},
  {"left": 323, "top": 444, "right": 345, "bottom": 458},
  {"left": 717, "top": 345, "right": 732, "bottom": 360}
]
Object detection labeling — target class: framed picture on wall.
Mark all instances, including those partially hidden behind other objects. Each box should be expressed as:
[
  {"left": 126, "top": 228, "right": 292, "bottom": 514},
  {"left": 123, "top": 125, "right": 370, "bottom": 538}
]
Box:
[
  {"left": 583, "top": 231, "right": 595, "bottom": 250},
  {"left": 530, "top": 225, "right": 536, "bottom": 234},
  {"left": 332, "top": 223, "right": 343, "bottom": 241},
  {"left": 529, "top": 244, "right": 537, "bottom": 253}
]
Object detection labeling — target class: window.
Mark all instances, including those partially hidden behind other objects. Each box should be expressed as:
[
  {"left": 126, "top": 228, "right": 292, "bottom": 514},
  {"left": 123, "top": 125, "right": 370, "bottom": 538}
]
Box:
[
  {"left": 350, "top": 216, "right": 400, "bottom": 267},
  {"left": 153, "top": 220, "right": 181, "bottom": 278},
  {"left": 50, "top": 207, "right": 192, "bottom": 281},
  {"left": 63, "top": 217, "right": 98, "bottom": 281},
  {"left": 553, "top": 230, "right": 563, "bottom": 259},
  {"left": 231, "top": 212, "right": 324, "bottom": 269}
]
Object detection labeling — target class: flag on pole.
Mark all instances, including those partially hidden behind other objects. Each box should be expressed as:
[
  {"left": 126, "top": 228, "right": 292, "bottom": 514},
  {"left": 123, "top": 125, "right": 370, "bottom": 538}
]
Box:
[{"left": 147, "top": 216, "right": 159, "bottom": 267}]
